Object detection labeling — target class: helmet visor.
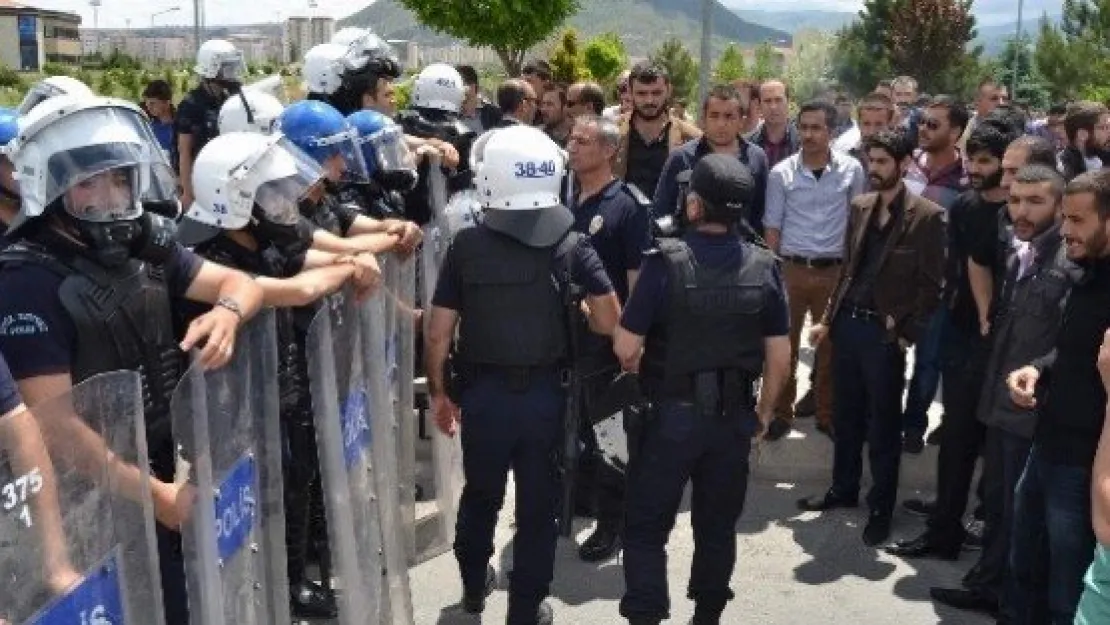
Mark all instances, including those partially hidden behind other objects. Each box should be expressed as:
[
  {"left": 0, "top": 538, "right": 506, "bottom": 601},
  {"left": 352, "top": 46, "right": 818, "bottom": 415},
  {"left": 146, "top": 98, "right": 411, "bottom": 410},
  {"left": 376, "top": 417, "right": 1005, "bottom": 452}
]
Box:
[
  {"left": 251, "top": 137, "right": 325, "bottom": 226},
  {"left": 16, "top": 83, "right": 64, "bottom": 116},
  {"left": 364, "top": 126, "right": 415, "bottom": 174},
  {"left": 215, "top": 53, "right": 247, "bottom": 83},
  {"left": 315, "top": 128, "right": 369, "bottom": 182},
  {"left": 60, "top": 163, "right": 140, "bottom": 222}
]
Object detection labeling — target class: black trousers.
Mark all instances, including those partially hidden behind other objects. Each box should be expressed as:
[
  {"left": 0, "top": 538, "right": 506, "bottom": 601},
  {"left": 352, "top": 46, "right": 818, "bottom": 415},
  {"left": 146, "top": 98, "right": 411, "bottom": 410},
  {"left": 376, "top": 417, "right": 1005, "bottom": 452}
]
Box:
[
  {"left": 969, "top": 427, "right": 1032, "bottom": 603},
  {"left": 926, "top": 329, "right": 988, "bottom": 543}
]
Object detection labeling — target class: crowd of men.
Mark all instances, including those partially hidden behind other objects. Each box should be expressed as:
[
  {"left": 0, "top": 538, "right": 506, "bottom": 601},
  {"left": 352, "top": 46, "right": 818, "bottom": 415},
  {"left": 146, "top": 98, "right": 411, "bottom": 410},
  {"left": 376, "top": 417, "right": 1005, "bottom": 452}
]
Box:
[{"left": 3, "top": 27, "right": 1110, "bottom": 625}]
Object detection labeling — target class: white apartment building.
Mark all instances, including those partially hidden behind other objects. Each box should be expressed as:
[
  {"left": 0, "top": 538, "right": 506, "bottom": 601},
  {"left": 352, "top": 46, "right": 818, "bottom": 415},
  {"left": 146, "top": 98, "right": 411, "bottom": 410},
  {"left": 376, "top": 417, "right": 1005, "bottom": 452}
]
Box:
[{"left": 282, "top": 16, "right": 333, "bottom": 63}]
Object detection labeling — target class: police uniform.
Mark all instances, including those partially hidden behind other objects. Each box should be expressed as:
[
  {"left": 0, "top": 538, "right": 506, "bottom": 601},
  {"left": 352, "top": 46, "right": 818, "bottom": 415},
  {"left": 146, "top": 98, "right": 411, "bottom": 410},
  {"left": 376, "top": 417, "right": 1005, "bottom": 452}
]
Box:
[
  {"left": 174, "top": 84, "right": 226, "bottom": 170},
  {"left": 565, "top": 177, "right": 652, "bottom": 560},
  {"left": 617, "top": 155, "right": 789, "bottom": 625},
  {"left": 429, "top": 125, "right": 615, "bottom": 625}
]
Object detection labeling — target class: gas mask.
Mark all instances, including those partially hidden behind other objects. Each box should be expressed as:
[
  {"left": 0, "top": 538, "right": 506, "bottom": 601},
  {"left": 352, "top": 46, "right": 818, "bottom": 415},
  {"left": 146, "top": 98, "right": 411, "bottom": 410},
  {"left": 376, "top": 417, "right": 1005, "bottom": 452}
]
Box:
[
  {"left": 250, "top": 205, "right": 312, "bottom": 260},
  {"left": 61, "top": 210, "right": 177, "bottom": 268},
  {"left": 374, "top": 168, "right": 418, "bottom": 194}
]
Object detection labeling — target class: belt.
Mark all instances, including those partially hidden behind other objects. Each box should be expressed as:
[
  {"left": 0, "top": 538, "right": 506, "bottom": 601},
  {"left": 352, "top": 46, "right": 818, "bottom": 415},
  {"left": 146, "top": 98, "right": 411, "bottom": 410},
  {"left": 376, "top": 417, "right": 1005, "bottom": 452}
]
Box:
[
  {"left": 842, "top": 305, "right": 883, "bottom": 323},
  {"left": 783, "top": 255, "right": 842, "bottom": 269}
]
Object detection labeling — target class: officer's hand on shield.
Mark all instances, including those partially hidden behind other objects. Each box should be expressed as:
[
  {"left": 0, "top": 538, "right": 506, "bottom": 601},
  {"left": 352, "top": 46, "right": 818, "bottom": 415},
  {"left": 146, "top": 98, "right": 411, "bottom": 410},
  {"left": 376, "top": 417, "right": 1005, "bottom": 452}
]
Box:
[
  {"left": 180, "top": 305, "right": 242, "bottom": 370},
  {"left": 151, "top": 479, "right": 196, "bottom": 531},
  {"left": 436, "top": 141, "right": 460, "bottom": 169},
  {"left": 432, "top": 393, "right": 461, "bottom": 437},
  {"left": 348, "top": 252, "right": 383, "bottom": 300},
  {"left": 386, "top": 220, "right": 423, "bottom": 256}
]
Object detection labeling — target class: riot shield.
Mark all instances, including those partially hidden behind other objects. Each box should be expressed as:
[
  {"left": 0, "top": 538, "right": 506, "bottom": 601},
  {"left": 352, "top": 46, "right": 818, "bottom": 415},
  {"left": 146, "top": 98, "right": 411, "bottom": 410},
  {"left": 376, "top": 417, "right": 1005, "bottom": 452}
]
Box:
[
  {"left": 381, "top": 253, "right": 417, "bottom": 565},
  {"left": 417, "top": 157, "right": 466, "bottom": 565},
  {"left": 172, "top": 309, "right": 290, "bottom": 625},
  {"left": 0, "top": 370, "right": 166, "bottom": 625},
  {"left": 306, "top": 289, "right": 383, "bottom": 625},
  {"left": 359, "top": 276, "right": 415, "bottom": 625}
]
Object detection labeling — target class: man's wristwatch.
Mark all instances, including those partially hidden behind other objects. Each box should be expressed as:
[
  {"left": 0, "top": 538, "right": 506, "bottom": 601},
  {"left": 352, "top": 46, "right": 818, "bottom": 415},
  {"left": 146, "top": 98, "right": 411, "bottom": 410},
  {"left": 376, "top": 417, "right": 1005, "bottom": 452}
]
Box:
[{"left": 215, "top": 297, "right": 243, "bottom": 320}]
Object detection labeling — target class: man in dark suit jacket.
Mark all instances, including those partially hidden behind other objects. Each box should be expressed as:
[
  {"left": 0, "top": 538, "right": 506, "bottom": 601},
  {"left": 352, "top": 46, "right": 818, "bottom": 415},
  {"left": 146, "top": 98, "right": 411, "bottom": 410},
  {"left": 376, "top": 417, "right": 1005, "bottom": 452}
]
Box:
[{"left": 797, "top": 129, "right": 946, "bottom": 547}]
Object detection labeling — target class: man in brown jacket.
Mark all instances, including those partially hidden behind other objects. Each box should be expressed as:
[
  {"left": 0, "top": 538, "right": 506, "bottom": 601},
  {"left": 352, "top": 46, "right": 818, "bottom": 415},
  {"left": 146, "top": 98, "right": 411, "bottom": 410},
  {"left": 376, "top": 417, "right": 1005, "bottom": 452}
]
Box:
[
  {"left": 612, "top": 61, "right": 701, "bottom": 197},
  {"left": 797, "top": 129, "right": 946, "bottom": 547}
]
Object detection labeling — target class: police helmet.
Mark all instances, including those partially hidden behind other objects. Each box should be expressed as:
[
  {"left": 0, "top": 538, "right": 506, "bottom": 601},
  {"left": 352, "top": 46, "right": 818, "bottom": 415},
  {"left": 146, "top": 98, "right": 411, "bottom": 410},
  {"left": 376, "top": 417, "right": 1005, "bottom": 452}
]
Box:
[
  {"left": 17, "top": 75, "right": 95, "bottom": 116},
  {"left": 687, "top": 153, "right": 755, "bottom": 225},
  {"left": 412, "top": 64, "right": 466, "bottom": 115},
  {"left": 195, "top": 39, "right": 247, "bottom": 83},
  {"left": 219, "top": 90, "right": 285, "bottom": 135},
  {"left": 276, "top": 100, "right": 369, "bottom": 182},
  {"left": 7, "top": 95, "right": 177, "bottom": 232},
  {"left": 0, "top": 107, "right": 18, "bottom": 147},
  {"left": 180, "top": 131, "right": 324, "bottom": 245},
  {"left": 347, "top": 109, "right": 416, "bottom": 188},
  {"left": 303, "top": 42, "right": 367, "bottom": 97},
  {"left": 472, "top": 125, "right": 572, "bottom": 247}
]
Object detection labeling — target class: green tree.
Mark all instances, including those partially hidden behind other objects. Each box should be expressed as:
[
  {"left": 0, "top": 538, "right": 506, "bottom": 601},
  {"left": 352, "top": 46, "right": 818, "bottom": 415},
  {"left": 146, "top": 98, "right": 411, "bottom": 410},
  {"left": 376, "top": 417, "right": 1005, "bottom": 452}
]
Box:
[
  {"left": 1034, "top": 0, "right": 1110, "bottom": 100},
  {"left": 548, "top": 29, "right": 592, "bottom": 84},
  {"left": 116, "top": 68, "right": 139, "bottom": 100},
  {"left": 785, "top": 30, "right": 837, "bottom": 102},
  {"left": 582, "top": 32, "right": 627, "bottom": 85},
  {"left": 751, "top": 42, "right": 778, "bottom": 81},
  {"left": 712, "top": 44, "right": 746, "bottom": 83},
  {"left": 996, "top": 33, "right": 1050, "bottom": 109},
  {"left": 396, "top": 0, "right": 580, "bottom": 75},
  {"left": 887, "top": 0, "right": 979, "bottom": 94},
  {"left": 649, "top": 37, "right": 698, "bottom": 104},
  {"left": 97, "top": 71, "right": 115, "bottom": 97}
]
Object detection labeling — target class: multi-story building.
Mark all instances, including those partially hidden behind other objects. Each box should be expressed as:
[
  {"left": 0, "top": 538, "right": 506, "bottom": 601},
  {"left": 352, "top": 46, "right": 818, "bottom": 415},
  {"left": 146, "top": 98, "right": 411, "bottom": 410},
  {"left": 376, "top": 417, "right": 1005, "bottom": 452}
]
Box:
[
  {"left": 0, "top": 0, "right": 81, "bottom": 71},
  {"left": 420, "top": 44, "right": 498, "bottom": 67},
  {"left": 227, "top": 33, "right": 280, "bottom": 65},
  {"left": 282, "top": 16, "right": 334, "bottom": 64}
]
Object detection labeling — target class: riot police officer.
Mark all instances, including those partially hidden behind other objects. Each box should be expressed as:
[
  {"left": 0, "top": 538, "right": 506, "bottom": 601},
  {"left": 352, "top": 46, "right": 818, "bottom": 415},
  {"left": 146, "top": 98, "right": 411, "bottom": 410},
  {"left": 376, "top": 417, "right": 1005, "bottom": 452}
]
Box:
[
  {"left": 16, "top": 75, "right": 94, "bottom": 116},
  {"left": 218, "top": 89, "right": 285, "bottom": 135},
  {"left": 177, "top": 39, "right": 247, "bottom": 208},
  {"left": 0, "top": 95, "right": 264, "bottom": 625},
  {"left": 277, "top": 99, "right": 422, "bottom": 256},
  {"left": 180, "top": 130, "right": 378, "bottom": 617},
  {"left": 425, "top": 125, "right": 620, "bottom": 625},
  {"left": 613, "top": 154, "right": 791, "bottom": 625},
  {"left": 0, "top": 106, "right": 19, "bottom": 235},
  {"left": 340, "top": 109, "right": 419, "bottom": 220}
]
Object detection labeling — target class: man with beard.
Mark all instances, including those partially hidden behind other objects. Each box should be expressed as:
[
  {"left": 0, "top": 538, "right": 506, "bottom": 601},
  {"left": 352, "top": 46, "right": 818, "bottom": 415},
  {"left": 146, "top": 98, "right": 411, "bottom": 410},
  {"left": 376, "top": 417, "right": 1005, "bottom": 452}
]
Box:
[
  {"left": 797, "top": 129, "right": 945, "bottom": 546},
  {"left": 541, "top": 83, "right": 572, "bottom": 147},
  {"left": 653, "top": 84, "right": 769, "bottom": 235},
  {"left": 887, "top": 120, "right": 1014, "bottom": 560},
  {"left": 1059, "top": 101, "right": 1110, "bottom": 182},
  {"left": 925, "top": 165, "right": 1075, "bottom": 619},
  {"left": 1004, "top": 169, "right": 1110, "bottom": 624},
  {"left": 968, "top": 135, "right": 1059, "bottom": 336},
  {"left": 614, "top": 62, "right": 701, "bottom": 199},
  {"left": 901, "top": 95, "right": 969, "bottom": 453},
  {"left": 764, "top": 101, "right": 866, "bottom": 442}
]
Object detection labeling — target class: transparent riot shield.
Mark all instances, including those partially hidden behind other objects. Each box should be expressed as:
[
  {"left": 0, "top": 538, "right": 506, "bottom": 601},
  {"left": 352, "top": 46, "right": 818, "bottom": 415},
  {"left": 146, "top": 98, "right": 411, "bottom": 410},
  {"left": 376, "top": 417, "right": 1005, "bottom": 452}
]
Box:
[
  {"left": 381, "top": 253, "right": 417, "bottom": 565},
  {"left": 306, "top": 289, "right": 383, "bottom": 625},
  {"left": 417, "top": 157, "right": 466, "bottom": 564},
  {"left": 0, "top": 370, "right": 165, "bottom": 625},
  {"left": 172, "top": 309, "right": 290, "bottom": 625},
  {"left": 359, "top": 278, "right": 415, "bottom": 625}
]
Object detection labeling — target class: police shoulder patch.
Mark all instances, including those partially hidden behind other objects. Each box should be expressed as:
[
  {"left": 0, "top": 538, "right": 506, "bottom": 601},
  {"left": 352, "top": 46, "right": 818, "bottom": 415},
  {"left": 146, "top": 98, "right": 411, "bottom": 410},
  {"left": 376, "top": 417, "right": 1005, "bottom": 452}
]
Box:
[{"left": 588, "top": 214, "right": 604, "bottom": 235}]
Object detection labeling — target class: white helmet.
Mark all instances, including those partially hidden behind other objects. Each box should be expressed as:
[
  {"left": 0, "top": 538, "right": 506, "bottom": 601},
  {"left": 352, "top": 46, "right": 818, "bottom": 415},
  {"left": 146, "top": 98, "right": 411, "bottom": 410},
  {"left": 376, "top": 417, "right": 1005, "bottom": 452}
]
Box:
[
  {"left": 181, "top": 131, "right": 324, "bottom": 245},
  {"left": 7, "top": 95, "right": 177, "bottom": 232},
  {"left": 17, "top": 75, "right": 95, "bottom": 115},
  {"left": 412, "top": 64, "right": 466, "bottom": 114},
  {"left": 473, "top": 125, "right": 571, "bottom": 247},
  {"left": 219, "top": 91, "right": 285, "bottom": 135},
  {"left": 333, "top": 27, "right": 397, "bottom": 63},
  {"left": 195, "top": 39, "right": 246, "bottom": 82},
  {"left": 302, "top": 42, "right": 366, "bottom": 96}
]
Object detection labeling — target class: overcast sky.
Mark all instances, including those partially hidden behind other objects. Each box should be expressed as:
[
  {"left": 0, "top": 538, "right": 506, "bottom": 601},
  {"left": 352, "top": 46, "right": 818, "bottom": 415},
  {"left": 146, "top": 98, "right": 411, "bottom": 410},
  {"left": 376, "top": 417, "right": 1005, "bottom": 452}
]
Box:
[{"left": 31, "top": 0, "right": 1060, "bottom": 31}]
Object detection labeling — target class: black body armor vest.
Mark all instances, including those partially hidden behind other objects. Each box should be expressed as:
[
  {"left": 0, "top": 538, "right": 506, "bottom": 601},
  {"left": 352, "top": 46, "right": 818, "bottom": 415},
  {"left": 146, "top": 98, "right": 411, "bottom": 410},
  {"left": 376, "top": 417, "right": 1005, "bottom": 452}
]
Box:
[
  {"left": 0, "top": 241, "right": 186, "bottom": 447},
  {"left": 642, "top": 238, "right": 774, "bottom": 395},
  {"left": 453, "top": 226, "right": 580, "bottom": 368}
]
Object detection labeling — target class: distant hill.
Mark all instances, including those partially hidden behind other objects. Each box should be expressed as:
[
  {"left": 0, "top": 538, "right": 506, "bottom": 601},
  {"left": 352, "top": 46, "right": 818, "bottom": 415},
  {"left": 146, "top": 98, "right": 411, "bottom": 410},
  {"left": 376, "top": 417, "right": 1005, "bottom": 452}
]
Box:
[
  {"left": 976, "top": 14, "right": 1061, "bottom": 55},
  {"left": 340, "top": 0, "right": 792, "bottom": 58},
  {"left": 729, "top": 9, "right": 856, "bottom": 35}
]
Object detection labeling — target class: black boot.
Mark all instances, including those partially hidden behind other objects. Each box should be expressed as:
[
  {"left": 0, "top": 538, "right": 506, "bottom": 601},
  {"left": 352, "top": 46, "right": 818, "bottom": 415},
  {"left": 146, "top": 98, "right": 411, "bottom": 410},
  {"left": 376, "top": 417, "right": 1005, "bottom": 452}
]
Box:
[
  {"left": 578, "top": 523, "right": 621, "bottom": 562},
  {"left": 290, "top": 579, "right": 337, "bottom": 619},
  {"left": 461, "top": 564, "right": 496, "bottom": 614}
]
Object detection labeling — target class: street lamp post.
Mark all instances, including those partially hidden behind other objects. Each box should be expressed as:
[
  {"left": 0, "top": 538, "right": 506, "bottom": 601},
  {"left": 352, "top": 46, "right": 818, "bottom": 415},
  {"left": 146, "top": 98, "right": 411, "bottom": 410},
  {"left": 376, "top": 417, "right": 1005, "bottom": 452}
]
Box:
[
  {"left": 1012, "top": 0, "right": 1025, "bottom": 98},
  {"left": 151, "top": 6, "right": 181, "bottom": 27},
  {"left": 698, "top": 0, "right": 711, "bottom": 114}
]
